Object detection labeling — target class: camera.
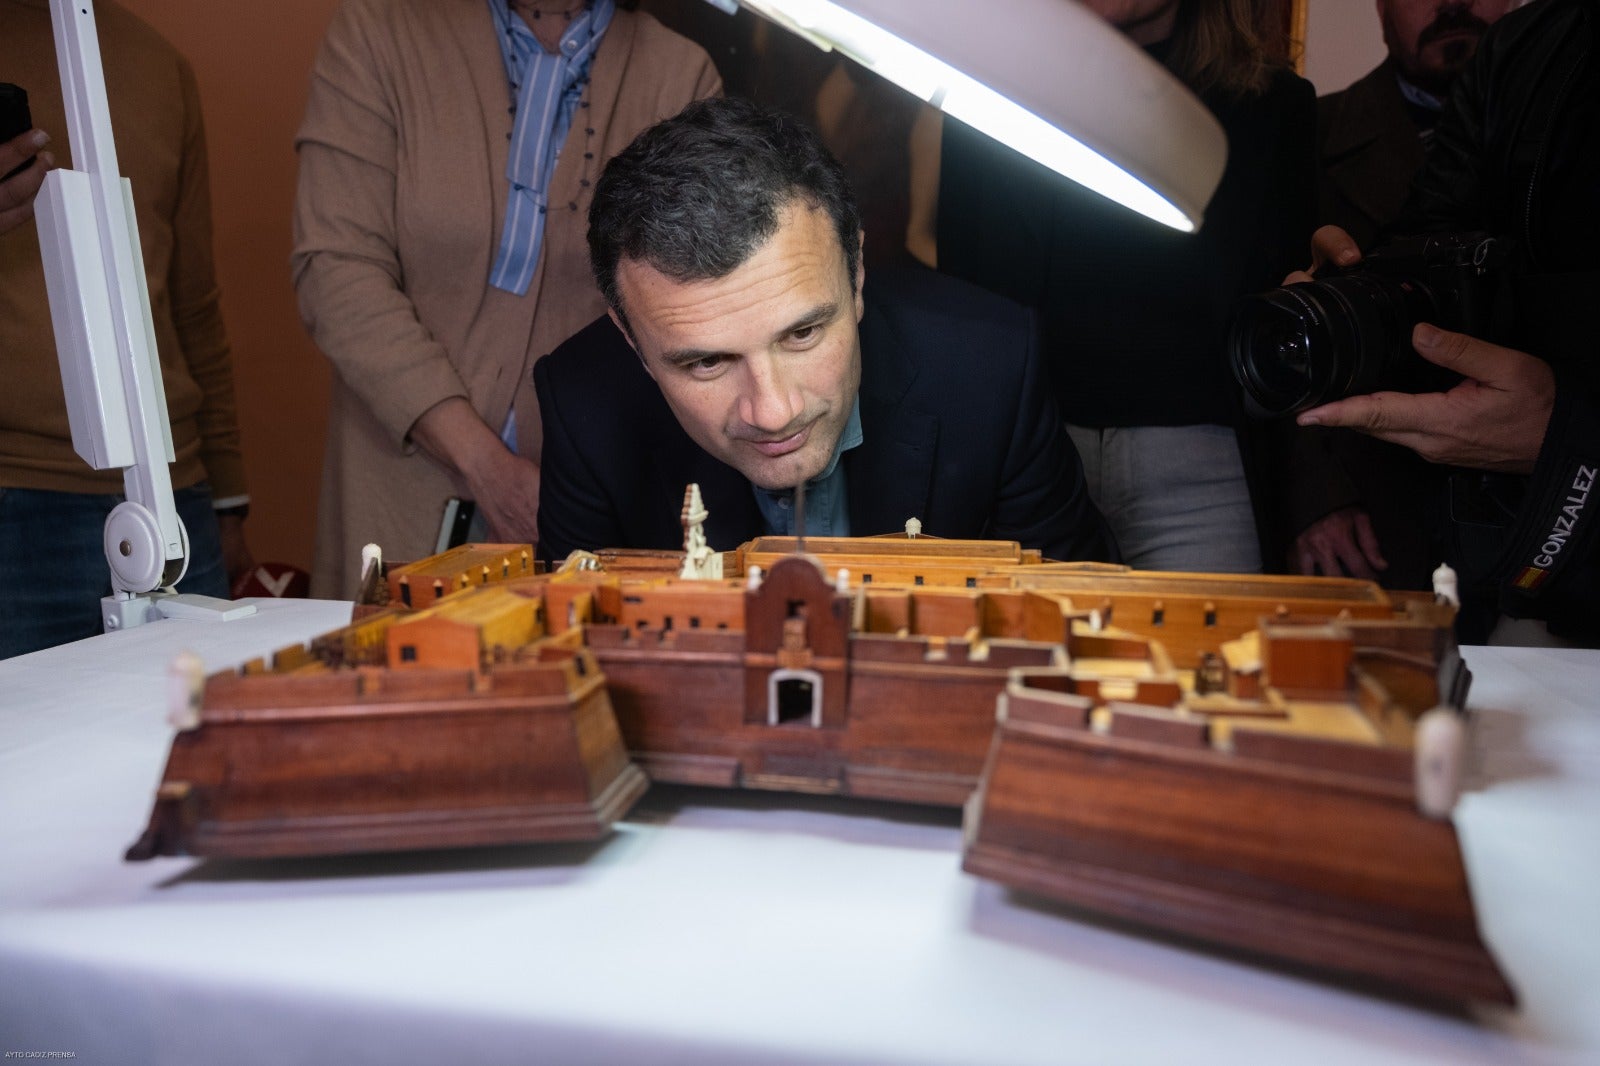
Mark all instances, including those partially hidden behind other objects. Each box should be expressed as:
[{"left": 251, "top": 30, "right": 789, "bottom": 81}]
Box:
[{"left": 1228, "top": 232, "right": 1504, "bottom": 417}]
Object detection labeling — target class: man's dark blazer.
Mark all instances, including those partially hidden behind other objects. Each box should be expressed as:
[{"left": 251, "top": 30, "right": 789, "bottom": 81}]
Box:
[
  {"left": 1317, "top": 58, "right": 1427, "bottom": 253},
  {"left": 534, "top": 267, "right": 1115, "bottom": 564}
]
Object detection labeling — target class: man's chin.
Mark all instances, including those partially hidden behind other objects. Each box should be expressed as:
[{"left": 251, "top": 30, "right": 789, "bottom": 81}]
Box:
[
  {"left": 742, "top": 452, "right": 828, "bottom": 493},
  {"left": 1419, "top": 36, "right": 1482, "bottom": 80}
]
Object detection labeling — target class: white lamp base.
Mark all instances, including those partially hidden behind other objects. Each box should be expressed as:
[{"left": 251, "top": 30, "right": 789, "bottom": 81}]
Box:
[{"left": 102, "top": 591, "right": 257, "bottom": 632}]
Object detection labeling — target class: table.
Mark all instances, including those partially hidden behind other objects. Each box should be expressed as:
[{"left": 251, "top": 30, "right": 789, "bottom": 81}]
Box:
[{"left": 2, "top": 601, "right": 1597, "bottom": 1065}]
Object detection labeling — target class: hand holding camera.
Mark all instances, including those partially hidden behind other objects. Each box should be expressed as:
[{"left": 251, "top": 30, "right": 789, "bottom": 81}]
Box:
[
  {"left": 1289, "top": 224, "right": 1365, "bottom": 284},
  {"left": 1233, "top": 223, "right": 1555, "bottom": 475},
  {"left": 1298, "top": 317, "right": 1554, "bottom": 475},
  {"left": 1231, "top": 225, "right": 1505, "bottom": 418}
]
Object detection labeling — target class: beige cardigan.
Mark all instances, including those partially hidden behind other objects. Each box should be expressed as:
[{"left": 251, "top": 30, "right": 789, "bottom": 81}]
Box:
[{"left": 293, "top": 0, "right": 719, "bottom": 596}]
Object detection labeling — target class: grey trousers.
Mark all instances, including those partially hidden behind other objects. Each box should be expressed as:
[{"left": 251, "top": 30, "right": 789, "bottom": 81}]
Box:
[{"left": 1066, "top": 423, "right": 1262, "bottom": 574}]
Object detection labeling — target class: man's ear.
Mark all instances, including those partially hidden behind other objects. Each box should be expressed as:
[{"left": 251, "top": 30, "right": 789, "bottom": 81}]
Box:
[{"left": 853, "top": 229, "right": 866, "bottom": 323}]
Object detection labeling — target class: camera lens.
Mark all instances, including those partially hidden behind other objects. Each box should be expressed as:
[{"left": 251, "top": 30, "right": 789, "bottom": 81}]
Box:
[
  {"left": 1229, "top": 288, "right": 1330, "bottom": 416},
  {"left": 1229, "top": 274, "right": 1437, "bottom": 417}
]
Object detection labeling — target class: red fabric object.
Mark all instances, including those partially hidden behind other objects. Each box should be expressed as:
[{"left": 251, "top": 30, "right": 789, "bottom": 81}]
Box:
[{"left": 232, "top": 562, "right": 312, "bottom": 600}]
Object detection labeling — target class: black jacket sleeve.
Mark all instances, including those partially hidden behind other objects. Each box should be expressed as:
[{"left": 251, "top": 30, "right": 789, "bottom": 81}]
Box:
[{"left": 1394, "top": 0, "right": 1600, "bottom": 638}]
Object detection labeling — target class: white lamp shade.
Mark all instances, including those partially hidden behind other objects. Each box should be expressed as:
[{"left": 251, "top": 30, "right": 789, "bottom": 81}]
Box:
[{"left": 734, "top": 0, "right": 1229, "bottom": 232}]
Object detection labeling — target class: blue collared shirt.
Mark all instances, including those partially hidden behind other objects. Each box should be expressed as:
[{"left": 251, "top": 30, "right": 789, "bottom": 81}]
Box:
[
  {"left": 486, "top": 0, "right": 615, "bottom": 297},
  {"left": 1394, "top": 72, "right": 1445, "bottom": 114},
  {"left": 753, "top": 398, "right": 864, "bottom": 537}
]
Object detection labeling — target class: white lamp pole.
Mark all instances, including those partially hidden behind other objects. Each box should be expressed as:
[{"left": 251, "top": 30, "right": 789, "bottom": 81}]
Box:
[{"left": 35, "top": 0, "right": 251, "bottom": 629}]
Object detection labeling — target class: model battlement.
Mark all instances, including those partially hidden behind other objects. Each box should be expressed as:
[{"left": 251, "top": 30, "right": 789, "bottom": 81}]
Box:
[
  {"left": 202, "top": 645, "right": 603, "bottom": 714},
  {"left": 225, "top": 539, "right": 1458, "bottom": 771},
  {"left": 583, "top": 623, "right": 745, "bottom": 656},
  {"left": 129, "top": 630, "right": 644, "bottom": 866},
  {"left": 386, "top": 543, "right": 537, "bottom": 610},
  {"left": 1003, "top": 654, "right": 1430, "bottom": 781},
  {"left": 733, "top": 534, "right": 1043, "bottom": 588}
]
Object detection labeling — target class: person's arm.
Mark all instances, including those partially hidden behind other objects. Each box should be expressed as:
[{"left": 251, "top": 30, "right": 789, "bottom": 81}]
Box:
[
  {"left": 989, "top": 312, "right": 1117, "bottom": 563},
  {"left": 1300, "top": 319, "right": 1599, "bottom": 620},
  {"left": 167, "top": 59, "right": 254, "bottom": 585},
  {"left": 290, "top": 1, "right": 481, "bottom": 461},
  {"left": 292, "top": 2, "right": 542, "bottom": 543},
  {"left": 1293, "top": 229, "right": 1554, "bottom": 472},
  {"left": 411, "top": 396, "right": 541, "bottom": 543},
  {"left": 1299, "top": 322, "right": 1554, "bottom": 473},
  {"left": 1501, "top": 366, "right": 1600, "bottom": 620},
  {"left": 0, "top": 128, "right": 52, "bottom": 235},
  {"left": 1293, "top": 503, "right": 1389, "bottom": 580},
  {"left": 1284, "top": 423, "right": 1386, "bottom": 578}
]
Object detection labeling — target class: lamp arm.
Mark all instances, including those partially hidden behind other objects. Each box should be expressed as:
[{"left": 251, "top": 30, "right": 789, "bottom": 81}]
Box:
[{"left": 36, "top": 0, "right": 188, "bottom": 604}]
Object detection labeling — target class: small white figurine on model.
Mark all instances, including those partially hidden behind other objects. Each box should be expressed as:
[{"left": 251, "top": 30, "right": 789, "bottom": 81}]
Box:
[
  {"left": 679, "top": 483, "right": 722, "bottom": 580},
  {"left": 1432, "top": 562, "right": 1460, "bottom": 607},
  {"left": 167, "top": 649, "right": 204, "bottom": 731},
  {"left": 1415, "top": 705, "right": 1466, "bottom": 819}
]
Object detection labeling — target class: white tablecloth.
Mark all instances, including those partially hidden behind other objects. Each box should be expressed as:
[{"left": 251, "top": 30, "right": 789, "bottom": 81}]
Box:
[{"left": 1, "top": 600, "right": 1597, "bottom": 1065}]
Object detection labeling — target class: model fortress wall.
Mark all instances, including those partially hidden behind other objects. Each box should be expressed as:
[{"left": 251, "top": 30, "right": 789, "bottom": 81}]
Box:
[
  {"left": 126, "top": 507, "right": 1506, "bottom": 1004},
  {"left": 192, "top": 529, "right": 1454, "bottom": 811},
  {"left": 127, "top": 543, "right": 644, "bottom": 862}
]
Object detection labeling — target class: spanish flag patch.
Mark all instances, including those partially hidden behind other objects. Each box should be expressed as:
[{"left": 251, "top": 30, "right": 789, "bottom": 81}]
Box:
[{"left": 1513, "top": 566, "right": 1549, "bottom": 592}]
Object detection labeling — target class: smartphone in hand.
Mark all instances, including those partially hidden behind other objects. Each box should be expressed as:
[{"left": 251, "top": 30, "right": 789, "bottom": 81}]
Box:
[
  {"left": 1, "top": 83, "right": 38, "bottom": 182},
  {"left": 436, "top": 497, "right": 478, "bottom": 553}
]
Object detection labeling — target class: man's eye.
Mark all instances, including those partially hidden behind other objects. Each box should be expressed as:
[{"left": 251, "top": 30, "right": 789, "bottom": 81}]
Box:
[
  {"left": 790, "top": 324, "right": 821, "bottom": 344},
  {"left": 688, "top": 355, "right": 725, "bottom": 375}
]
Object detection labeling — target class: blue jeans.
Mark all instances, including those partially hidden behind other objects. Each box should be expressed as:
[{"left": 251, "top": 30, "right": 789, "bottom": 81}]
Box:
[
  {"left": 0, "top": 484, "right": 228, "bottom": 659},
  {"left": 1066, "top": 424, "right": 1262, "bottom": 573}
]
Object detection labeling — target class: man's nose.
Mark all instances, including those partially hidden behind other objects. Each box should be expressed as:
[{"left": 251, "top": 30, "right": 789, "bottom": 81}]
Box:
[{"left": 739, "top": 354, "right": 804, "bottom": 434}]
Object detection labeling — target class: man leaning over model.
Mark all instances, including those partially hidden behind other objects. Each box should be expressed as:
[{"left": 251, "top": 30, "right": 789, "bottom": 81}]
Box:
[{"left": 534, "top": 97, "right": 1114, "bottom": 565}]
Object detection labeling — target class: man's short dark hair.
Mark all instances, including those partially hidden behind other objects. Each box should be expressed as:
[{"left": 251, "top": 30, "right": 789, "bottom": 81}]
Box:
[{"left": 588, "top": 96, "right": 862, "bottom": 329}]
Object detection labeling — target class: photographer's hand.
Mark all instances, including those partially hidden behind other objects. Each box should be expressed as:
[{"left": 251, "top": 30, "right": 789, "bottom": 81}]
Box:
[
  {"left": 1294, "top": 506, "right": 1388, "bottom": 580},
  {"left": 1284, "top": 224, "right": 1362, "bottom": 284},
  {"left": 1297, "top": 323, "right": 1554, "bottom": 474}
]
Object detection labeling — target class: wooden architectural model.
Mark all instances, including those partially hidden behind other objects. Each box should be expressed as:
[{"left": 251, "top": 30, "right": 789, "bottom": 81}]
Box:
[
  {"left": 126, "top": 544, "right": 645, "bottom": 861},
  {"left": 958, "top": 598, "right": 1510, "bottom": 1005},
  {"left": 125, "top": 491, "right": 1510, "bottom": 1003}
]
